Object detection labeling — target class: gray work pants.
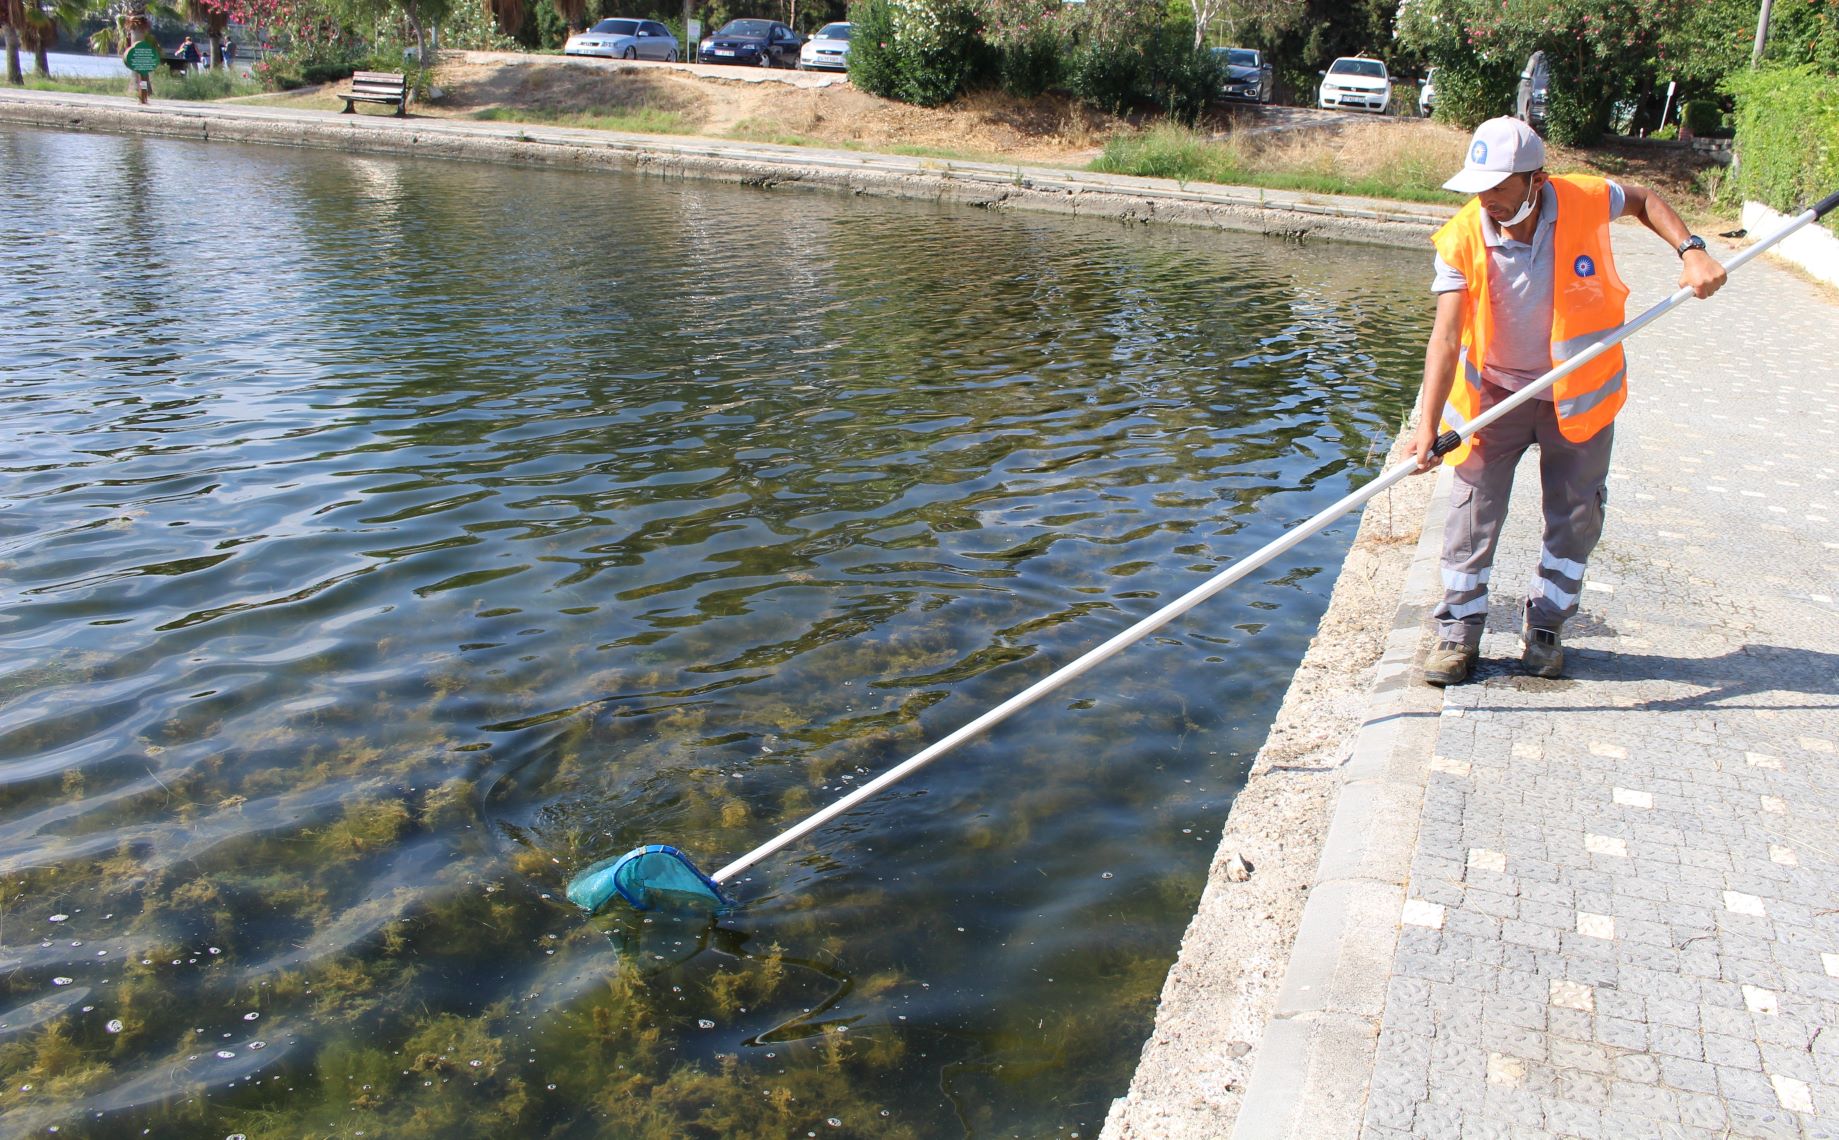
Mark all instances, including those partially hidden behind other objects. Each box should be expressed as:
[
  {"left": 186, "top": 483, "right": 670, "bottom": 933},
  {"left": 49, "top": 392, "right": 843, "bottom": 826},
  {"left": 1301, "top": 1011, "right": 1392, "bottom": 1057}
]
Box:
[{"left": 1433, "top": 382, "right": 1614, "bottom": 649}]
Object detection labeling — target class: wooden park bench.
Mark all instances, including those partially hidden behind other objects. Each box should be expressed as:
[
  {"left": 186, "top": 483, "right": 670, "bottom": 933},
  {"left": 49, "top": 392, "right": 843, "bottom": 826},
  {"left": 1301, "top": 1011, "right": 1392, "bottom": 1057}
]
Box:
[{"left": 340, "top": 71, "right": 411, "bottom": 116}]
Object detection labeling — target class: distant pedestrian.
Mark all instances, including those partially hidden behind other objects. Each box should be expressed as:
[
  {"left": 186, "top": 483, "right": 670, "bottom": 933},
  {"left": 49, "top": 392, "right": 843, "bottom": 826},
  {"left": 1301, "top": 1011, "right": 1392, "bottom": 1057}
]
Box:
[
  {"left": 1411, "top": 117, "right": 1726, "bottom": 686},
  {"left": 178, "top": 36, "right": 202, "bottom": 70},
  {"left": 224, "top": 37, "right": 236, "bottom": 67}
]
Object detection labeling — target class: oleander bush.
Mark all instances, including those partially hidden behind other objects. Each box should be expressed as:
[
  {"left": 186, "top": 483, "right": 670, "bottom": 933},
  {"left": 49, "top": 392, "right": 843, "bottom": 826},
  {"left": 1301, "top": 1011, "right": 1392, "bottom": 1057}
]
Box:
[{"left": 845, "top": 0, "right": 980, "bottom": 107}]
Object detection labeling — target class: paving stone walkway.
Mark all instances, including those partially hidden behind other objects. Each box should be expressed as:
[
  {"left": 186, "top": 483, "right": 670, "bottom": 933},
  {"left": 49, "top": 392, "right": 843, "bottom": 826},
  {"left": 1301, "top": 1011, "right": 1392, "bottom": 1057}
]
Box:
[{"left": 1363, "top": 228, "right": 1839, "bottom": 1137}]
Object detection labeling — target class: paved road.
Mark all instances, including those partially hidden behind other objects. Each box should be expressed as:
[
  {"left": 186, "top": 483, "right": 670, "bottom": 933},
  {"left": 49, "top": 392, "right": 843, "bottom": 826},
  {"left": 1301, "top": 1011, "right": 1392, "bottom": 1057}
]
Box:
[
  {"left": 1232, "top": 217, "right": 1839, "bottom": 1139},
  {"left": 1364, "top": 227, "right": 1838, "bottom": 1135}
]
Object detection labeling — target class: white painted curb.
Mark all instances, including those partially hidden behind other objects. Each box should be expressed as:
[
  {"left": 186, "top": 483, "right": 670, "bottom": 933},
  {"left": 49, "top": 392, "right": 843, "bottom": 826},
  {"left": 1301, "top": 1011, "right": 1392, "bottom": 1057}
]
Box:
[{"left": 1742, "top": 199, "right": 1839, "bottom": 289}]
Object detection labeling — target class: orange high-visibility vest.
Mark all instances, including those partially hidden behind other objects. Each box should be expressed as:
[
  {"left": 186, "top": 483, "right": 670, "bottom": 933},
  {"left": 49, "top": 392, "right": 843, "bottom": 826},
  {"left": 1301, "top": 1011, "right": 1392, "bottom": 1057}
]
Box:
[{"left": 1431, "top": 175, "right": 1630, "bottom": 465}]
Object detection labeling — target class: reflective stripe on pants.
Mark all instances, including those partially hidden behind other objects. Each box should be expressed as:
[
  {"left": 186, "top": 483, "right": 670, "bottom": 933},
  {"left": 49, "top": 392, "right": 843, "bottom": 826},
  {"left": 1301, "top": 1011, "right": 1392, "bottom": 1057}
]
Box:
[{"left": 1432, "top": 381, "right": 1614, "bottom": 647}]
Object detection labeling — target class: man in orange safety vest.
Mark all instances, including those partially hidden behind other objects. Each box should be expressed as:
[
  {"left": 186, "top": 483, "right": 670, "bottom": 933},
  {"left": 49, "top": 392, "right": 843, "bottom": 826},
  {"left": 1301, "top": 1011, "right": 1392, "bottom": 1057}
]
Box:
[{"left": 1412, "top": 117, "right": 1726, "bottom": 685}]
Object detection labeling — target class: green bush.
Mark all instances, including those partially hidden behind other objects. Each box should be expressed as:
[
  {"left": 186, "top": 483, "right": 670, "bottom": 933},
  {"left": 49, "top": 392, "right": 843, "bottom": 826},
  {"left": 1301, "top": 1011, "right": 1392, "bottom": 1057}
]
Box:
[
  {"left": 845, "top": 0, "right": 979, "bottom": 107},
  {"left": 1425, "top": 58, "right": 1517, "bottom": 130},
  {"left": 1544, "top": 75, "right": 1615, "bottom": 146},
  {"left": 1680, "top": 98, "right": 1721, "bottom": 136},
  {"left": 1148, "top": 31, "right": 1219, "bottom": 126},
  {"left": 253, "top": 43, "right": 427, "bottom": 94},
  {"left": 1726, "top": 65, "right": 1839, "bottom": 234},
  {"left": 440, "top": 1, "right": 521, "bottom": 52},
  {"left": 997, "top": 24, "right": 1061, "bottom": 98},
  {"left": 534, "top": 2, "right": 571, "bottom": 50},
  {"left": 1066, "top": 36, "right": 1144, "bottom": 115},
  {"left": 845, "top": 0, "right": 902, "bottom": 99}
]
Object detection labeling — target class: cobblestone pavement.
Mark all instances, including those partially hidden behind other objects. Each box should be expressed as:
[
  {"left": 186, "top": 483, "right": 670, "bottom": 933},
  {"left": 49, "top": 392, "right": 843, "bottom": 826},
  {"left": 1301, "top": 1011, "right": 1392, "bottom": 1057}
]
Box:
[{"left": 1364, "top": 228, "right": 1839, "bottom": 1138}]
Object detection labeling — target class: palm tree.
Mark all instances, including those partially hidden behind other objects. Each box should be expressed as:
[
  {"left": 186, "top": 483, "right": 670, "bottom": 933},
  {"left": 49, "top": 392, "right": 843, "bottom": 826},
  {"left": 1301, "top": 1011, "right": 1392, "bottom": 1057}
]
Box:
[
  {"left": 4, "top": 0, "right": 25, "bottom": 84},
  {"left": 16, "top": 0, "right": 89, "bottom": 76}
]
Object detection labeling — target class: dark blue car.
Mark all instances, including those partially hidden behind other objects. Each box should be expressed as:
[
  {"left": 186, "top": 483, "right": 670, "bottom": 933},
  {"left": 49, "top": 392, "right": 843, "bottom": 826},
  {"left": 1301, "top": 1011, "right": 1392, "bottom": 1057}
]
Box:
[{"left": 697, "top": 19, "right": 804, "bottom": 68}]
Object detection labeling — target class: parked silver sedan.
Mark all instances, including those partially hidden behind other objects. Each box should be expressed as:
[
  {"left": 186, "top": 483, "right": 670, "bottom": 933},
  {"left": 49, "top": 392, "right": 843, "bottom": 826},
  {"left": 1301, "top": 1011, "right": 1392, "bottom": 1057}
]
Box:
[{"left": 564, "top": 18, "right": 680, "bottom": 62}]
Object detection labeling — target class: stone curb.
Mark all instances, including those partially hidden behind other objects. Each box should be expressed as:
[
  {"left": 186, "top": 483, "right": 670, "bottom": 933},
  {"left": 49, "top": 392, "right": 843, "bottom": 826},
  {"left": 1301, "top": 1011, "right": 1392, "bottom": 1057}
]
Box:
[
  {"left": 0, "top": 88, "right": 1453, "bottom": 251},
  {"left": 1230, "top": 467, "right": 1452, "bottom": 1139}
]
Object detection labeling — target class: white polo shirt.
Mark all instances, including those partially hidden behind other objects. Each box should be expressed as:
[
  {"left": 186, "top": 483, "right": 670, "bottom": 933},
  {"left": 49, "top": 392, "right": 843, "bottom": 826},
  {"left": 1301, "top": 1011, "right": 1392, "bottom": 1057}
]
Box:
[{"left": 1432, "top": 180, "right": 1627, "bottom": 399}]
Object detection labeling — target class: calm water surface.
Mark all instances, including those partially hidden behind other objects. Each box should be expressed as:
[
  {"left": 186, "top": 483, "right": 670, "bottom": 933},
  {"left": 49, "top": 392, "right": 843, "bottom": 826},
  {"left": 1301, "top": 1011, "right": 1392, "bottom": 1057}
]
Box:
[{"left": 0, "top": 126, "right": 1427, "bottom": 1137}]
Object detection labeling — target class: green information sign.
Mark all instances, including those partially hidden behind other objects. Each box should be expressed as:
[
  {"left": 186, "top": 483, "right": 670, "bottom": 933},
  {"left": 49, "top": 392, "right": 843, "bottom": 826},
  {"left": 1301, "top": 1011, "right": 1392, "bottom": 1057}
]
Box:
[{"left": 124, "top": 40, "right": 160, "bottom": 74}]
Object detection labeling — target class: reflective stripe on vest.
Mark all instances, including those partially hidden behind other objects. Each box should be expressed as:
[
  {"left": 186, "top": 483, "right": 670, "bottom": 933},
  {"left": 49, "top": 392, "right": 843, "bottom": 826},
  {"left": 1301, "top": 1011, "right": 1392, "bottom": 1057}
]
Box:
[{"left": 1428, "top": 176, "right": 1630, "bottom": 466}]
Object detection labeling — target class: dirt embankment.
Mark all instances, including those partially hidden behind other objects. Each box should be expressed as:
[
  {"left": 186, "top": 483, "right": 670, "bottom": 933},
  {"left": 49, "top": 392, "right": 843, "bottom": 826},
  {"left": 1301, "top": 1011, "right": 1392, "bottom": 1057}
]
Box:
[
  {"left": 387, "top": 52, "right": 1732, "bottom": 221},
  {"left": 419, "top": 51, "right": 1122, "bottom": 166}
]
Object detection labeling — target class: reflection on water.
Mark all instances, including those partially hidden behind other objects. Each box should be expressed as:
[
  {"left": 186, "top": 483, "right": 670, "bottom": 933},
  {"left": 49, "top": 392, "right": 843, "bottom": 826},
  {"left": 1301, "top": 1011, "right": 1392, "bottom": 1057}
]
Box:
[{"left": 0, "top": 124, "right": 1427, "bottom": 1136}]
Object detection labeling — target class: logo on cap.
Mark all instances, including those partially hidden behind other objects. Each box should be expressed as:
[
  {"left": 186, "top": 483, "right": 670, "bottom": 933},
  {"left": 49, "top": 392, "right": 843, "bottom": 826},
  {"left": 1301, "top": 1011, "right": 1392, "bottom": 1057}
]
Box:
[
  {"left": 1470, "top": 140, "right": 1488, "bottom": 164},
  {"left": 1574, "top": 255, "right": 1596, "bottom": 278}
]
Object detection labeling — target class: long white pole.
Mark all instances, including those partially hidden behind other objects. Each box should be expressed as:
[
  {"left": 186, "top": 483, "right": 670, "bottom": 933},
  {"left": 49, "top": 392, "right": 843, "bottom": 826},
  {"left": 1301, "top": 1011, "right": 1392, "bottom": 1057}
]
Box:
[
  {"left": 710, "top": 191, "right": 1839, "bottom": 886},
  {"left": 1752, "top": 0, "right": 1775, "bottom": 68}
]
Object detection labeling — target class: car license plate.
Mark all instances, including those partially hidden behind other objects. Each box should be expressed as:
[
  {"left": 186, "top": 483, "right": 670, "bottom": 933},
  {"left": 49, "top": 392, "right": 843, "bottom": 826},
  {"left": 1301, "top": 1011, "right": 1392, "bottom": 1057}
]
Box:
[{"left": 714, "top": 48, "right": 733, "bottom": 55}]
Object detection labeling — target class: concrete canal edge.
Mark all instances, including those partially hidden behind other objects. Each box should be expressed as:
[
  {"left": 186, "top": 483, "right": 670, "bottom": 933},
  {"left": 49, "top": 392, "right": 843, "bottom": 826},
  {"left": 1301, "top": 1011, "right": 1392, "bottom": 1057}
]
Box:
[
  {"left": 1, "top": 89, "right": 1453, "bottom": 1133},
  {"left": 0, "top": 89, "right": 1450, "bottom": 251},
  {"left": 1102, "top": 437, "right": 1445, "bottom": 1139}
]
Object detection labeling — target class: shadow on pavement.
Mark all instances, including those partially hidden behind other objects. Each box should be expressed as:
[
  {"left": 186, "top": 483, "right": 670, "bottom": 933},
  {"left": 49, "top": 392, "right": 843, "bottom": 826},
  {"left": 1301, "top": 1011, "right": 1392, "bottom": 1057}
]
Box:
[{"left": 1474, "top": 643, "right": 1839, "bottom": 713}]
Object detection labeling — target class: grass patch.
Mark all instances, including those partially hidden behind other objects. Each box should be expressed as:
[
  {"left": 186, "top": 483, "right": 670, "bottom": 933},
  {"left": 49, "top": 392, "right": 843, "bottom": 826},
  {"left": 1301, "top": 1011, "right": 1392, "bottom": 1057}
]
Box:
[
  {"left": 720, "top": 119, "right": 1024, "bottom": 165},
  {"left": 884, "top": 141, "right": 1014, "bottom": 163},
  {"left": 164, "top": 68, "right": 265, "bottom": 100},
  {"left": 723, "top": 118, "right": 830, "bottom": 148},
  {"left": 1091, "top": 121, "right": 1461, "bottom": 204},
  {"left": 471, "top": 104, "right": 693, "bottom": 134},
  {"left": 1091, "top": 123, "right": 1245, "bottom": 184},
  {"left": 22, "top": 74, "right": 129, "bottom": 96},
  {"left": 20, "top": 68, "right": 262, "bottom": 101}
]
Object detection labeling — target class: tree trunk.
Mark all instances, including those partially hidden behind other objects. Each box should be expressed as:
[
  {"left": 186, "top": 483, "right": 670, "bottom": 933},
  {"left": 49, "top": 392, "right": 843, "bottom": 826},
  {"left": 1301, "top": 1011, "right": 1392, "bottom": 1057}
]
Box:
[
  {"left": 4, "top": 23, "right": 23, "bottom": 86},
  {"left": 34, "top": 40, "right": 47, "bottom": 75},
  {"left": 404, "top": 0, "right": 425, "bottom": 63}
]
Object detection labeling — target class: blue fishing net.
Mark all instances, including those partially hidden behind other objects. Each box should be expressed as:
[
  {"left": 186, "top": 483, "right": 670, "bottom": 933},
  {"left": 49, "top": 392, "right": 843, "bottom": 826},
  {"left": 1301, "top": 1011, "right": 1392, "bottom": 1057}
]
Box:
[{"left": 566, "top": 845, "right": 727, "bottom": 913}]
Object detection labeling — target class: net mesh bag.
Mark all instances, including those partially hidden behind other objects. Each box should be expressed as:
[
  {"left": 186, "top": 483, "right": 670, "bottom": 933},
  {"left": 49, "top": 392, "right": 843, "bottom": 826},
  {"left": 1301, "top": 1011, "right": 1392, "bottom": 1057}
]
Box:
[{"left": 567, "top": 844, "right": 727, "bottom": 913}]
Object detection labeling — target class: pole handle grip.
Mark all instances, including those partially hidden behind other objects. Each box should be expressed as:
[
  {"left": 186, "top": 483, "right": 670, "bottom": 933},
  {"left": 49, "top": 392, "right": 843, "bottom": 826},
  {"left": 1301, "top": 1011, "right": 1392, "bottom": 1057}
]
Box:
[
  {"left": 1431, "top": 429, "right": 1461, "bottom": 457},
  {"left": 1814, "top": 189, "right": 1839, "bottom": 220}
]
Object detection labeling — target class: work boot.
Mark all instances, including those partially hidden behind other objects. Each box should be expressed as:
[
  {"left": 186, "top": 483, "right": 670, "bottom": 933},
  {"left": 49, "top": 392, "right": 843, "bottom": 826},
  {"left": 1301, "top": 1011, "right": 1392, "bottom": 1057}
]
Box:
[
  {"left": 1522, "top": 627, "right": 1564, "bottom": 678},
  {"left": 1422, "top": 641, "right": 1478, "bottom": 686}
]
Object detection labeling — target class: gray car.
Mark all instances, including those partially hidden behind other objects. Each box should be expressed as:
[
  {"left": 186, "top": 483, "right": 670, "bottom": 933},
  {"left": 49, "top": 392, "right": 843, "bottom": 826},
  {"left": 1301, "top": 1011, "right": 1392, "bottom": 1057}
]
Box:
[
  {"left": 564, "top": 18, "right": 680, "bottom": 61},
  {"left": 1213, "top": 47, "right": 1273, "bottom": 104},
  {"left": 1516, "top": 51, "right": 1550, "bottom": 132}
]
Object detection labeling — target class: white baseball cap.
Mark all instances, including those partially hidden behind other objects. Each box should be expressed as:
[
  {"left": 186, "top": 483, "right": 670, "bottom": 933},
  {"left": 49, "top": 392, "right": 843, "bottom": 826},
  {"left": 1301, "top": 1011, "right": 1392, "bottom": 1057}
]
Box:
[{"left": 1442, "top": 117, "right": 1546, "bottom": 194}]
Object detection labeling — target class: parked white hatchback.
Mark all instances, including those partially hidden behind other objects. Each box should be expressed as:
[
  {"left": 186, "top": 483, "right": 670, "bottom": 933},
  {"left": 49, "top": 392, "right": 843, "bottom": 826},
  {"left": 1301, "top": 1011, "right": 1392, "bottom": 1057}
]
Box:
[
  {"left": 1317, "top": 56, "right": 1391, "bottom": 114},
  {"left": 798, "top": 22, "right": 851, "bottom": 71}
]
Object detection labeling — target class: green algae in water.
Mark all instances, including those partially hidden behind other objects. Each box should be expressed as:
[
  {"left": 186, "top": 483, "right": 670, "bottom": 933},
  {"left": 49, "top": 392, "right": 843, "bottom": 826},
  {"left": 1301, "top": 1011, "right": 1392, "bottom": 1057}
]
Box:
[{"left": 0, "top": 126, "right": 1427, "bottom": 1136}]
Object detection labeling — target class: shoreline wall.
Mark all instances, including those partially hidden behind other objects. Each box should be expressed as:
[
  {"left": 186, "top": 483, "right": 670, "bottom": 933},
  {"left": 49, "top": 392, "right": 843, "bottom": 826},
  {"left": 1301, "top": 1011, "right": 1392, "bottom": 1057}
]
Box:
[{"left": 0, "top": 90, "right": 1449, "bottom": 252}]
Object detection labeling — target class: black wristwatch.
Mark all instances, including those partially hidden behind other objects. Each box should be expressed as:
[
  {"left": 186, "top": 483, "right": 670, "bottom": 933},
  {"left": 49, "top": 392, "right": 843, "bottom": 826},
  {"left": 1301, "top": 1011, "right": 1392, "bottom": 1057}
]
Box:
[{"left": 1676, "top": 234, "right": 1708, "bottom": 258}]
